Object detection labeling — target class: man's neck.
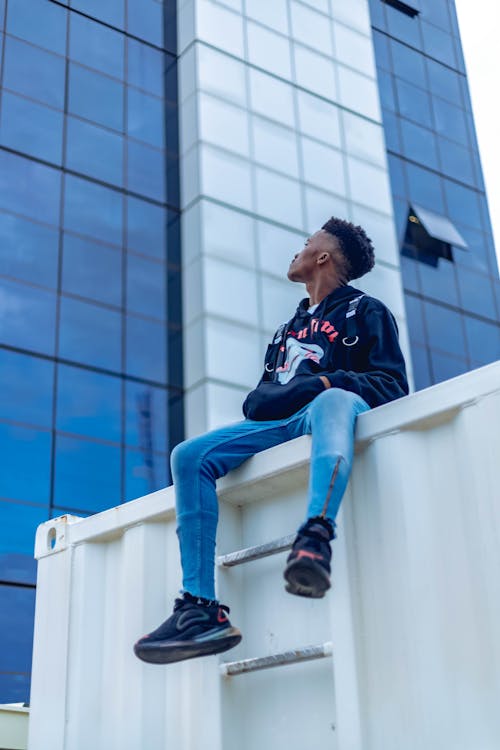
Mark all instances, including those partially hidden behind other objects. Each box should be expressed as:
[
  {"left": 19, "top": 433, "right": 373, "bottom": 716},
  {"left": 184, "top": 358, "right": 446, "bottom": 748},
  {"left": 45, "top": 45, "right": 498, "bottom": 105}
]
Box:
[{"left": 306, "top": 277, "right": 345, "bottom": 306}]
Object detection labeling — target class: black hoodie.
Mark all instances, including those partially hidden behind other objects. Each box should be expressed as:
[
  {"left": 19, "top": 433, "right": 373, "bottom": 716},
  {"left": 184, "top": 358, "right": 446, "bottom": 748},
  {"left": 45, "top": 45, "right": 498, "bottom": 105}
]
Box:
[{"left": 242, "top": 284, "right": 409, "bottom": 421}]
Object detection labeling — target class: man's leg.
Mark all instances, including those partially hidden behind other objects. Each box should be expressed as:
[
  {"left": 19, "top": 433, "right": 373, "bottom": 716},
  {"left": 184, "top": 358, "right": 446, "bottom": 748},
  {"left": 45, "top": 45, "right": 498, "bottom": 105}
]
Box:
[{"left": 284, "top": 387, "right": 370, "bottom": 597}]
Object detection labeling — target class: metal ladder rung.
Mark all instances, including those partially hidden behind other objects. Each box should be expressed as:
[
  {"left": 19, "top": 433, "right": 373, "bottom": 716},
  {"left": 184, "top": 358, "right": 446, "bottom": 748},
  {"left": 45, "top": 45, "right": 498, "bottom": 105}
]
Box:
[
  {"left": 220, "top": 642, "right": 333, "bottom": 676},
  {"left": 216, "top": 534, "right": 295, "bottom": 567}
]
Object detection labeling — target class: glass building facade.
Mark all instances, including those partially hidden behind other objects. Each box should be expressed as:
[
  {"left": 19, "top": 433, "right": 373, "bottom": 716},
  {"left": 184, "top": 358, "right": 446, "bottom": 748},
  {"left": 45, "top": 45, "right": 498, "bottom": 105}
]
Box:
[
  {"left": 368, "top": 0, "right": 500, "bottom": 387},
  {"left": 0, "top": 0, "right": 182, "bottom": 701}
]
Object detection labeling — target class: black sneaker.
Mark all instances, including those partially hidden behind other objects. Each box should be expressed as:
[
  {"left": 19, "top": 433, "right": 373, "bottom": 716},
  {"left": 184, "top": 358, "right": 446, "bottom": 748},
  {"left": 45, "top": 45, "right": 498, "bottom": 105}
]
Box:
[
  {"left": 283, "top": 518, "right": 334, "bottom": 599},
  {"left": 134, "top": 594, "right": 242, "bottom": 665}
]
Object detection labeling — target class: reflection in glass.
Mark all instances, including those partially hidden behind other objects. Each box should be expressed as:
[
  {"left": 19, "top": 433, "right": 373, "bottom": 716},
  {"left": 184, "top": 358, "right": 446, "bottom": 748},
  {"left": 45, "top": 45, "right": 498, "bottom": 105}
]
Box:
[
  {"left": 71, "top": 0, "right": 124, "bottom": 29},
  {"left": 0, "top": 423, "right": 52, "bottom": 504},
  {"left": 127, "top": 88, "right": 164, "bottom": 148},
  {"left": 423, "top": 301, "right": 465, "bottom": 357},
  {"left": 7, "top": 0, "right": 66, "bottom": 54},
  {"left": 126, "top": 196, "right": 166, "bottom": 260},
  {"left": 64, "top": 174, "right": 123, "bottom": 246},
  {"left": 0, "top": 91, "right": 63, "bottom": 164},
  {"left": 0, "top": 585, "right": 36, "bottom": 673},
  {"left": 0, "top": 278, "right": 57, "bottom": 355},
  {"left": 3, "top": 36, "right": 65, "bottom": 108},
  {"left": 0, "top": 501, "right": 48, "bottom": 584},
  {"left": 62, "top": 233, "right": 122, "bottom": 307},
  {"left": 125, "top": 449, "right": 168, "bottom": 502},
  {"left": 59, "top": 296, "right": 122, "bottom": 371},
  {"left": 127, "top": 0, "right": 163, "bottom": 47},
  {"left": 127, "top": 140, "right": 165, "bottom": 201},
  {"left": 54, "top": 435, "right": 121, "bottom": 511},
  {"left": 126, "top": 315, "right": 166, "bottom": 382},
  {"left": 126, "top": 253, "right": 166, "bottom": 320},
  {"left": 56, "top": 364, "right": 121, "bottom": 442},
  {"left": 125, "top": 382, "right": 168, "bottom": 453},
  {"left": 464, "top": 316, "right": 500, "bottom": 366},
  {"left": 66, "top": 117, "right": 124, "bottom": 186},
  {"left": 0, "top": 212, "right": 58, "bottom": 288},
  {"left": 0, "top": 151, "right": 61, "bottom": 226},
  {"left": 0, "top": 350, "right": 54, "bottom": 427},
  {"left": 127, "top": 38, "right": 164, "bottom": 96},
  {"left": 68, "top": 64, "right": 124, "bottom": 132},
  {"left": 69, "top": 13, "right": 124, "bottom": 79}
]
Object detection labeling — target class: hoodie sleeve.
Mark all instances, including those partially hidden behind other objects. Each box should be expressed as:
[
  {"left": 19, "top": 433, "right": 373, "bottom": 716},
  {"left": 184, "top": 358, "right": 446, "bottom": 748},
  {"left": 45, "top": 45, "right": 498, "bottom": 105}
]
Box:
[{"left": 323, "top": 300, "right": 409, "bottom": 408}]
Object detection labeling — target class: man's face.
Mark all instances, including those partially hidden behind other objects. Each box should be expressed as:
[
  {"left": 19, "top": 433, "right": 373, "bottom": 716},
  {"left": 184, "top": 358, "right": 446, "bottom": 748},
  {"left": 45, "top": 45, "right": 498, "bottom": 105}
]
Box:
[{"left": 287, "top": 230, "right": 341, "bottom": 282}]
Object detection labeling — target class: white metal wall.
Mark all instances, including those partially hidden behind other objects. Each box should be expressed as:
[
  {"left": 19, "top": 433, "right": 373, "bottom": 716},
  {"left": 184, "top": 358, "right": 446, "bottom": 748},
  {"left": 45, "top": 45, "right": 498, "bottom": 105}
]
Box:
[{"left": 28, "top": 361, "right": 500, "bottom": 750}]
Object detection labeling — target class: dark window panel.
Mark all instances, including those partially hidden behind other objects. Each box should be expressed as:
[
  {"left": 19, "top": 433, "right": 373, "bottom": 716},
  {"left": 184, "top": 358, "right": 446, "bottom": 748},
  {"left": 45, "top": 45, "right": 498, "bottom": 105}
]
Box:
[
  {"left": 68, "top": 64, "right": 124, "bottom": 132},
  {"left": 0, "top": 585, "right": 35, "bottom": 673},
  {"left": 387, "top": 154, "right": 406, "bottom": 197},
  {"left": 421, "top": 21, "right": 456, "bottom": 67},
  {"left": 395, "top": 78, "right": 432, "bottom": 127},
  {"left": 7, "top": 0, "right": 67, "bottom": 55},
  {"left": 127, "top": 38, "right": 165, "bottom": 97},
  {"left": 56, "top": 364, "right": 122, "bottom": 443},
  {"left": 61, "top": 233, "right": 122, "bottom": 307},
  {"left": 400, "top": 255, "right": 420, "bottom": 293},
  {"left": 464, "top": 316, "right": 500, "bottom": 367},
  {"left": 0, "top": 212, "right": 59, "bottom": 288},
  {"left": 64, "top": 174, "right": 123, "bottom": 246},
  {"left": 127, "top": 0, "right": 163, "bottom": 47},
  {"left": 390, "top": 40, "right": 427, "bottom": 88},
  {"left": 127, "top": 140, "right": 166, "bottom": 201},
  {"left": 426, "top": 58, "right": 462, "bottom": 105},
  {"left": 3, "top": 36, "right": 65, "bottom": 109},
  {"left": 372, "top": 30, "right": 391, "bottom": 71},
  {"left": 456, "top": 267, "right": 497, "bottom": 321},
  {"left": 422, "top": 300, "right": 466, "bottom": 358},
  {"left": 65, "top": 117, "right": 124, "bottom": 187},
  {"left": 430, "top": 349, "right": 468, "bottom": 383},
  {"left": 419, "top": 257, "right": 459, "bottom": 306},
  {"left": 54, "top": 435, "right": 121, "bottom": 511},
  {"left": 0, "top": 150, "right": 61, "bottom": 226},
  {"left": 0, "top": 672, "right": 31, "bottom": 706},
  {"left": 0, "top": 278, "right": 57, "bottom": 355},
  {"left": 125, "top": 449, "right": 168, "bottom": 502},
  {"left": 0, "top": 91, "right": 63, "bottom": 164},
  {"left": 444, "top": 180, "right": 482, "bottom": 231},
  {"left": 69, "top": 12, "right": 124, "bottom": 79},
  {"left": 0, "top": 423, "right": 52, "bottom": 505},
  {"left": 0, "top": 500, "right": 48, "bottom": 584},
  {"left": 438, "top": 137, "right": 475, "bottom": 187},
  {"left": 126, "top": 315, "right": 166, "bottom": 383},
  {"left": 405, "top": 161, "right": 445, "bottom": 212},
  {"left": 124, "top": 382, "right": 168, "bottom": 453},
  {"left": 400, "top": 119, "right": 438, "bottom": 170},
  {"left": 385, "top": 4, "right": 422, "bottom": 48},
  {"left": 59, "top": 296, "right": 122, "bottom": 371},
  {"left": 431, "top": 97, "right": 469, "bottom": 147},
  {"left": 0, "top": 350, "right": 54, "bottom": 428},
  {"left": 126, "top": 253, "right": 166, "bottom": 320},
  {"left": 127, "top": 88, "right": 164, "bottom": 148},
  {"left": 70, "top": 0, "right": 125, "bottom": 29},
  {"left": 409, "top": 341, "right": 433, "bottom": 390},
  {"left": 403, "top": 293, "right": 425, "bottom": 343},
  {"left": 126, "top": 196, "right": 166, "bottom": 260}
]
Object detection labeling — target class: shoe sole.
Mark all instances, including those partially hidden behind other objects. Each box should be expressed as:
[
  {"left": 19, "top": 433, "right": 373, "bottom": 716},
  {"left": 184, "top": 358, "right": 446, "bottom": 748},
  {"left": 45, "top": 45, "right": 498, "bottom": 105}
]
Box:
[
  {"left": 134, "top": 626, "right": 242, "bottom": 665},
  {"left": 283, "top": 558, "right": 331, "bottom": 599}
]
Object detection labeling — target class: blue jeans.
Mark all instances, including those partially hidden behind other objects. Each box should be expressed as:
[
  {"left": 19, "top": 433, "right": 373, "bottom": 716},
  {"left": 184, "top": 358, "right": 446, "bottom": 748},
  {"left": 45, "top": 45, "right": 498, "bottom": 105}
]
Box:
[{"left": 170, "top": 387, "right": 370, "bottom": 600}]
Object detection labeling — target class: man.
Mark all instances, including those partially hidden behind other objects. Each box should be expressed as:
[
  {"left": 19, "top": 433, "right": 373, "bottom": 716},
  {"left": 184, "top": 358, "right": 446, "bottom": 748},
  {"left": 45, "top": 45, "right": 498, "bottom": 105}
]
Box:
[{"left": 134, "top": 217, "right": 409, "bottom": 665}]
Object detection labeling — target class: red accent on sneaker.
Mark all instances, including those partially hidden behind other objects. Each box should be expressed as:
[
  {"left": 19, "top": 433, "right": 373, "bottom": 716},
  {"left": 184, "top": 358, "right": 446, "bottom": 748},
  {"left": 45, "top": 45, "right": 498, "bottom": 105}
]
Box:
[
  {"left": 217, "top": 608, "right": 229, "bottom": 624},
  {"left": 296, "top": 550, "right": 323, "bottom": 561}
]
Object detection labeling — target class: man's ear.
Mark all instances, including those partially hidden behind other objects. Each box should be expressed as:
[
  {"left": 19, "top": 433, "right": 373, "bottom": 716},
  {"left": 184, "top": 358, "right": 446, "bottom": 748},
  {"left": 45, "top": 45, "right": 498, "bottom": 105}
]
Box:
[{"left": 317, "top": 252, "right": 330, "bottom": 265}]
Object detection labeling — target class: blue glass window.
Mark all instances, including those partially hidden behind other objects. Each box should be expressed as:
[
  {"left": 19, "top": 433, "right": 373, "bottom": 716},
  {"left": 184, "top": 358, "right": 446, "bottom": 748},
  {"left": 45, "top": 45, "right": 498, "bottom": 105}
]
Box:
[
  {"left": 438, "top": 138, "right": 475, "bottom": 186},
  {"left": 423, "top": 301, "right": 466, "bottom": 358},
  {"left": 0, "top": 423, "right": 52, "bottom": 504},
  {"left": 387, "top": 154, "right": 406, "bottom": 198},
  {"left": 410, "top": 342, "right": 433, "bottom": 390},
  {"left": 430, "top": 350, "right": 468, "bottom": 382},
  {"left": 391, "top": 41, "right": 426, "bottom": 88},
  {"left": 372, "top": 31, "right": 391, "bottom": 70},
  {"left": 0, "top": 212, "right": 58, "bottom": 288},
  {"left": 126, "top": 196, "right": 166, "bottom": 260},
  {"left": 444, "top": 181, "right": 482, "bottom": 231},
  {"left": 0, "top": 151, "right": 61, "bottom": 226},
  {"left": 68, "top": 64, "right": 124, "bottom": 132},
  {"left": 125, "top": 449, "right": 168, "bottom": 502},
  {"left": 3, "top": 36, "right": 65, "bottom": 109},
  {"left": 385, "top": 5, "right": 422, "bottom": 48},
  {"left": 0, "top": 501, "right": 48, "bottom": 584},
  {"left": 0, "top": 278, "right": 57, "bottom": 355},
  {"left": 0, "top": 0, "right": 5, "bottom": 27},
  {"left": 127, "top": 39, "right": 164, "bottom": 97},
  {"left": 421, "top": 22, "right": 456, "bottom": 67},
  {"left": 368, "top": 0, "right": 386, "bottom": 30},
  {"left": 62, "top": 233, "right": 122, "bottom": 307},
  {"left": 456, "top": 267, "right": 497, "bottom": 320},
  {"left": 0, "top": 91, "right": 63, "bottom": 164},
  {"left": 70, "top": 0, "right": 125, "bottom": 29},
  {"left": 464, "top": 317, "right": 500, "bottom": 367},
  {"left": 405, "top": 162, "right": 444, "bottom": 212},
  {"left": 126, "top": 254, "right": 166, "bottom": 320},
  {"left": 0, "top": 585, "right": 36, "bottom": 674},
  {"left": 400, "top": 255, "right": 420, "bottom": 294},
  {"left": 59, "top": 297, "right": 122, "bottom": 371},
  {"left": 420, "top": 0, "right": 450, "bottom": 29},
  {"left": 0, "top": 350, "right": 54, "bottom": 428},
  {"left": 127, "top": 89, "right": 164, "bottom": 148},
  {"left": 419, "top": 258, "right": 459, "bottom": 306},
  {"left": 127, "top": 0, "right": 163, "bottom": 47},
  {"left": 7, "top": 0, "right": 67, "bottom": 54},
  {"left": 0, "top": 671, "right": 31, "bottom": 705},
  {"left": 57, "top": 364, "right": 122, "bottom": 443},
  {"left": 395, "top": 79, "right": 432, "bottom": 127},
  {"left": 426, "top": 59, "right": 462, "bottom": 105},
  {"left": 69, "top": 13, "right": 124, "bottom": 79},
  {"left": 400, "top": 120, "right": 438, "bottom": 171},
  {"left": 64, "top": 174, "right": 123, "bottom": 246},
  {"left": 125, "top": 382, "right": 168, "bottom": 453},
  {"left": 432, "top": 98, "right": 468, "bottom": 147},
  {"left": 127, "top": 140, "right": 165, "bottom": 201},
  {"left": 381, "top": 111, "right": 402, "bottom": 152},
  {"left": 403, "top": 293, "right": 426, "bottom": 344},
  {"left": 126, "top": 315, "right": 166, "bottom": 382},
  {"left": 377, "top": 70, "right": 397, "bottom": 112},
  {"left": 66, "top": 117, "right": 123, "bottom": 186},
  {"left": 54, "top": 435, "right": 121, "bottom": 512},
  {"left": 453, "top": 226, "right": 489, "bottom": 274}
]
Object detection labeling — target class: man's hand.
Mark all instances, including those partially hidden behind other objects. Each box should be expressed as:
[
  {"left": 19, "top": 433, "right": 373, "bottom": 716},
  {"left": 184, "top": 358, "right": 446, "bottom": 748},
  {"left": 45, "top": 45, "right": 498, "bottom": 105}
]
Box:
[{"left": 319, "top": 375, "right": 331, "bottom": 390}]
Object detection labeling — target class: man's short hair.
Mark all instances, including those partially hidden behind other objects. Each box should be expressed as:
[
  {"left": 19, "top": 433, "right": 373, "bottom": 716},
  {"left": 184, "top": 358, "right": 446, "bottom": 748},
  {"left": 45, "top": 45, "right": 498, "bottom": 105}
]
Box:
[{"left": 322, "top": 217, "right": 375, "bottom": 281}]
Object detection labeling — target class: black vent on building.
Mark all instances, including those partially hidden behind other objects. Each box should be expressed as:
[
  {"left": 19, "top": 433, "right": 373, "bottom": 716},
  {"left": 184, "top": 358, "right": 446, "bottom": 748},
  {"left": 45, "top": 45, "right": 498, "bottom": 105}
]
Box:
[{"left": 381, "top": 0, "right": 420, "bottom": 18}]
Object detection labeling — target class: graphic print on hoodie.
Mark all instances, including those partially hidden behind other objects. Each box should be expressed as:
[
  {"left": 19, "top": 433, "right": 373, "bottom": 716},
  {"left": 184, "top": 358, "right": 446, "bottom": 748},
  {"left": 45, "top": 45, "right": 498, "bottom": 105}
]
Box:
[{"left": 242, "top": 284, "right": 409, "bottom": 421}]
